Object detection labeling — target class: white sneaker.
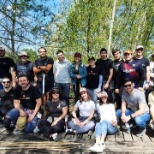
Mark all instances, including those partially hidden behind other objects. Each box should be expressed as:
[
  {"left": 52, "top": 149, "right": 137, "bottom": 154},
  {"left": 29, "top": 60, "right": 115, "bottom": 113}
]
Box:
[
  {"left": 149, "top": 120, "right": 154, "bottom": 130},
  {"left": 13, "top": 129, "right": 23, "bottom": 134},
  {"left": 33, "top": 126, "right": 40, "bottom": 134},
  {"left": 89, "top": 143, "right": 105, "bottom": 153}
]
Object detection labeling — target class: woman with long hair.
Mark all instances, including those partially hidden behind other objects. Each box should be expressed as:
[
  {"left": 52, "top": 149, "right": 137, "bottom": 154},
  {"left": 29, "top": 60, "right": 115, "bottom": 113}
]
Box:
[
  {"left": 37, "top": 87, "right": 68, "bottom": 140},
  {"left": 89, "top": 91, "right": 117, "bottom": 153},
  {"left": 66, "top": 87, "right": 95, "bottom": 135},
  {"left": 70, "top": 52, "right": 87, "bottom": 103}
]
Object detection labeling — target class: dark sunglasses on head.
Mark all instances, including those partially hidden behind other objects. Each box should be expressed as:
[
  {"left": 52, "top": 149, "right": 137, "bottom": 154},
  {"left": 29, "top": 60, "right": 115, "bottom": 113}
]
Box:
[
  {"left": 124, "top": 84, "right": 132, "bottom": 88},
  {"left": 52, "top": 92, "right": 59, "bottom": 94},
  {"left": 137, "top": 48, "right": 143, "bottom": 51},
  {"left": 2, "top": 81, "right": 10, "bottom": 84}
]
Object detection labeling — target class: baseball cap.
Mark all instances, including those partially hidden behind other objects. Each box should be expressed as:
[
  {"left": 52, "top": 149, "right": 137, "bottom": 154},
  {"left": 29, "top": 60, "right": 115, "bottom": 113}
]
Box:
[
  {"left": 124, "top": 50, "right": 133, "bottom": 55},
  {"left": 51, "top": 87, "right": 60, "bottom": 93},
  {"left": 136, "top": 45, "right": 144, "bottom": 50},
  {"left": 80, "top": 87, "right": 87, "bottom": 93},
  {"left": 74, "top": 52, "right": 81, "bottom": 58},
  {"left": 19, "top": 51, "right": 29, "bottom": 57}
]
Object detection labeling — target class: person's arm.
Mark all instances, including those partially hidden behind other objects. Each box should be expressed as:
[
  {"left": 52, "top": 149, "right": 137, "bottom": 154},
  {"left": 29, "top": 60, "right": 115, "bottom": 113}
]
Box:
[
  {"left": 144, "top": 66, "right": 150, "bottom": 90},
  {"left": 14, "top": 99, "right": 25, "bottom": 116},
  {"left": 38, "top": 64, "right": 52, "bottom": 73},
  {"left": 130, "top": 103, "right": 145, "bottom": 118},
  {"left": 81, "top": 109, "right": 94, "bottom": 126},
  {"left": 11, "top": 69, "right": 16, "bottom": 88},
  {"left": 104, "top": 68, "right": 113, "bottom": 89},
  {"left": 27, "top": 98, "right": 42, "bottom": 122},
  {"left": 51, "top": 106, "right": 68, "bottom": 126}
]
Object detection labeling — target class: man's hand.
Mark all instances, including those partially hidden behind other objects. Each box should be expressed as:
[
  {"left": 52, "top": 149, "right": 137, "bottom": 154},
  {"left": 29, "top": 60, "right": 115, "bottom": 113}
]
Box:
[
  {"left": 51, "top": 120, "right": 58, "bottom": 126},
  {"left": 27, "top": 114, "right": 35, "bottom": 122},
  {"left": 115, "top": 89, "right": 119, "bottom": 94},
  {"left": 121, "top": 115, "right": 130, "bottom": 123},
  {"left": 104, "top": 83, "right": 109, "bottom": 89}
]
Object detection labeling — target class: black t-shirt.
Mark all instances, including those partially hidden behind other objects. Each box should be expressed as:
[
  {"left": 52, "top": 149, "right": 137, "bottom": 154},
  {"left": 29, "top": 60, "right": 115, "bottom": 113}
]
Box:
[
  {"left": 14, "top": 61, "right": 34, "bottom": 82},
  {"left": 14, "top": 85, "right": 42, "bottom": 109},
  {"left": 133, "top": 57, "right": 150, "bottom": 79},
  {"left": 45, "top": 99, "right": 67, "bottom": 118},
  {"left": 95, "top": 58, "right": 113, "bottom": 81},
  {"left": 86, "top": 66, "right": 101, "bottom": 89},
  {"left": 0, "top": 87, "right": 15, "bottom": 111},
  {"left": 0, "top": 57, "right": 15, "bottom": 78},
  {"left": 33, "top": 57, "right": 54, "bottom": 81},
  {"left": 113, "top": 59, "right": 124, "bottom": 82}
]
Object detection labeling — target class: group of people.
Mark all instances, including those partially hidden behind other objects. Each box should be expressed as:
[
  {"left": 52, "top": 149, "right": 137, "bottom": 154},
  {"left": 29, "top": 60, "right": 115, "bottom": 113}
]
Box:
[{"left": 0, "top": 45, "right": 154, "bottom": 153}]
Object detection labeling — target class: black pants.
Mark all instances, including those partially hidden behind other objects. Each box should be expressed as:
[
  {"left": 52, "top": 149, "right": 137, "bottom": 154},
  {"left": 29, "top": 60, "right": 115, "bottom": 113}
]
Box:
[
  {"left": 73, "top": 79, "right": 80, "bottom": 103},
  {"left": 38, "top": 119, "right": 65, "bottom": 137}
]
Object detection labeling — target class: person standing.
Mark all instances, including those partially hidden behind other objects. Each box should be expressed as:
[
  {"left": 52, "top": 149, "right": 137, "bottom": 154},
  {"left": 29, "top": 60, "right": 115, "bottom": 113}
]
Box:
[
  {"left": 0, "top": 47, "right": 16, "bottom": 89},
  {"left": 115, "top": 50, "right": 145, "bottom": 93},
  {"left": 112, "top": 49, "right": 124, "bottom": 109},
  {"left": 14, "top": 51, "right": 35, "bottom": 86},
  {"left": 95, "top": 48, "right": 114, "bottom": 103},
  {"left": 33, "top": 47, "right": 54, "bottom": 103},
  {"left": 134, "top": 45, "right": 150, "bottom": 90},
  {"left": 85, "top": 57, "right": 103, "bottom": 104},
  {"left": 53, "top": 50, "right": 71, "bottom": 106},
  {"left": 70, "top": 52, "right": 87, "bottom": 103}
]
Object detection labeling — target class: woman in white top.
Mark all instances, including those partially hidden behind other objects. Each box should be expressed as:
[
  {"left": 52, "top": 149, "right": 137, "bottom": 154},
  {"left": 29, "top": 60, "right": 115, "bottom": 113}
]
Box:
[
  {"left": 89, "top": 91, "right": 117, "bottom": 153},
  {"left": 66, "top": 87, "right": 95, "bottom": 134}
]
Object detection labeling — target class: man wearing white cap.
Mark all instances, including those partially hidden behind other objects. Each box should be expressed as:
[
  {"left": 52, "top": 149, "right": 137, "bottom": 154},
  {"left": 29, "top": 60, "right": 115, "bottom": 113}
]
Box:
[
  {"left": 134, "top": 45, "right": 150, "bottom": 90},
  {"left": 14, "top": 51, "right": 35, "bottom": 86}
]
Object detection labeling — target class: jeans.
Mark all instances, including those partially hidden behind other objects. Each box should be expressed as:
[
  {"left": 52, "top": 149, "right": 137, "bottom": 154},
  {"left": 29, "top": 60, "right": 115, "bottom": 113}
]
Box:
[
  {"left": 116, "top": 109, "right": 150, "bottom": 129},
  {"left": 87, "top": 88, "right": 98, "bottom": 104},
  {"left": 94, "top": 120, "right": 117, "bottom": 138},
  {"left": 68, "top": 117, "right": 95, "bottom": 134},
  {"left": 55, "top": 83, "right": 70, "bottom": 106},
  {"left": 6, "top": 108, "right": 37, "bottom": 133}
]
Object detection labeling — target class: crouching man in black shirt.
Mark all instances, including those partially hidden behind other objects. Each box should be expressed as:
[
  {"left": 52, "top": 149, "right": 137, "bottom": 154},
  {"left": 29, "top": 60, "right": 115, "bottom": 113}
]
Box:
[
  {"left": 0, "top": 76, "right": 15, "bottom": 130},
  {"left": 7, "top": 74, "right": 42, "bottom": 133}
]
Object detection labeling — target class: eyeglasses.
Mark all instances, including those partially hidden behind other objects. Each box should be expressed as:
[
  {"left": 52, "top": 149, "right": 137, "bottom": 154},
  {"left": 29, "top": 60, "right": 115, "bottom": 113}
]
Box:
[
  {"left": 124, "top": 84, "right": 132, "bottom": 88},
  {"left": 52, "top": 92, "right": 59, "bottom": 94},
  {"left": 2, "top": 81, "right": 10, "bottom": 84},
  {"left": 136, "top": 48, "right": 143, "bottom": 51}
]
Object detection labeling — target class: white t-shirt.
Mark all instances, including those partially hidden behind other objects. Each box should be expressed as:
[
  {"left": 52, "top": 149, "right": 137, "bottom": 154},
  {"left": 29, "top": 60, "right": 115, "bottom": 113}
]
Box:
[
  {"left": 75, "top": 100, "right": 95, "bottom": 117},
  {"left": 96, "top": 103, "right": 117, "bottom": 123}
]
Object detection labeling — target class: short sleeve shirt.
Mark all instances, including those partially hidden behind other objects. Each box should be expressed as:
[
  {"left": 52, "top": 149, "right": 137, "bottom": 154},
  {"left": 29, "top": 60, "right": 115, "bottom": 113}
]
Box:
[
  {"left": 75, "top": 100, "right": 95, "bottom": 117},
  {"left": 14, "top": 85, "right": 41, "bottom": 109},
  {"left": 122, "top": 89, "right": 149, "bottom": 113},
  {"left": 45, "top": 99, "right": 67, "bottom": 118}
]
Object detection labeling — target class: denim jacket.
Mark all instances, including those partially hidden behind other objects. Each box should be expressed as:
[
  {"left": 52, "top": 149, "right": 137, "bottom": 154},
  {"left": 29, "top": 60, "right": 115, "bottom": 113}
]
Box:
[{"left": 70, "top": 61, "right": 87, "bottom": 86}]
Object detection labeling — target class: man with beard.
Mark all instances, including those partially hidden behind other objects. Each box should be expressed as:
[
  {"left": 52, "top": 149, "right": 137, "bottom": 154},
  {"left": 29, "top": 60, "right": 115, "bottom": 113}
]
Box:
[
  {"left": 6, "top": 74, "right": 42, "bottom": 134},
  {"left": 33, "top": 47, "right": 54, "bottom": 103},
  {"left": 0, "top": 47, "right": 16, "bottom": 89}
]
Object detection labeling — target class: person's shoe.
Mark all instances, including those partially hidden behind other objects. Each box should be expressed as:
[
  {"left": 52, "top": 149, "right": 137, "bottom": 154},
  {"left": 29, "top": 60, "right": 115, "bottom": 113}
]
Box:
[
  {"left": 33, "top": 126, "right": 40, "bottom": 134},
  {"left": 149, "top": 120, "right": 154, "bottom": 130},
  {"left": 49, "top": 133, "right": 58, "bottom": 141},
  {"left": 13, "top": 129, "right": 23, "bottom": 134},
  {"left": 136, "top": 127, "right": 146, "bottom": 137},
  {"left": 65, "top": 129, "right": 75, "bottom": 136},
  {"left": 89, "top": 143, "right": 105, "bottom": 153}
]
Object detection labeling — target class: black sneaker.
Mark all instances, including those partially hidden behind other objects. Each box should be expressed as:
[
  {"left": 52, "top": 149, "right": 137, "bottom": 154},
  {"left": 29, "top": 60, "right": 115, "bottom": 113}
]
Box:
[{"left": 65, "top": 129, "right": 75, "bottom": 137}]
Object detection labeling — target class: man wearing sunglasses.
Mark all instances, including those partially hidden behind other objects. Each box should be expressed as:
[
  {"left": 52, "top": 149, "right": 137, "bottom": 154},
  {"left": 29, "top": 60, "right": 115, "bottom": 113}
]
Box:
[
  {"left": 116, "top": 78, "right": 150, "bottom": 137},
  {"left": 134, "top": 45, "right": 150, "bottom": 90},
  {"left": 0, "top": 77, "right": 15, "bottom": 131},
  {"left": 0, "top": 47, "right": 16, "bottom": 90}
]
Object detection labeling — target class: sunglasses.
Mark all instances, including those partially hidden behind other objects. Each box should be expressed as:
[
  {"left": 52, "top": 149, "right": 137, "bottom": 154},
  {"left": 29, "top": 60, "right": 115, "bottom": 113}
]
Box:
[
  {"left": 136, "top": 48, "right": 143, "bottom": 51},
  {"left": 124, "top": 84, "right": 132, "bottom": 88},
  {"left": 2, "top": 81, "right": 10, "bottom": 84},
  {"left": 52, "top": 92, "right": 59, "bottom": 94}
]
